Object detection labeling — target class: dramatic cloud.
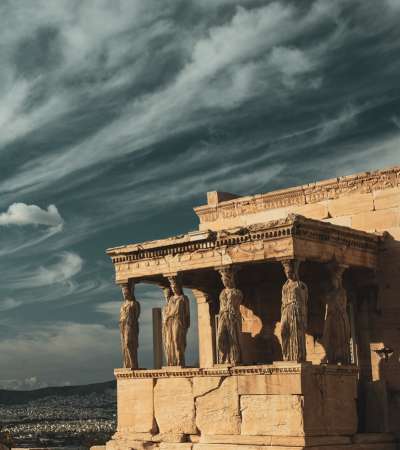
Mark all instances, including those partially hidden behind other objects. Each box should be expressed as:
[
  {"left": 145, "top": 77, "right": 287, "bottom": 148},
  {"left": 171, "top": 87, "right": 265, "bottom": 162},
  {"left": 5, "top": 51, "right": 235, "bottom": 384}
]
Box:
[
  {"left": 0, "top": 203, "right": 64, "bottom": 229},
  {"left": 0, "top": 0, "right": 400, "bottom": 388}
]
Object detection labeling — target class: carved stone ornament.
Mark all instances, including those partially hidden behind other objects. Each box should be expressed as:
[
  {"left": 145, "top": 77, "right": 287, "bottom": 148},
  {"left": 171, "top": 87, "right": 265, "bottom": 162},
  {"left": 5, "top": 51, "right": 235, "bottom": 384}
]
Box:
[
  {"left": 162, "top": 276, "right": 190, "bottom": 366},
  {"left": 217, "top": 267, "right": 243, "bottom": 365},
  {"left": 323, "top": 263, "right": 351, "bottom": 364},
  {"left": 280, "top": 259, "right": 308, "bottom": 362},
  {"left": 119, "top": 280, "right": 141, "bottom": 369}
]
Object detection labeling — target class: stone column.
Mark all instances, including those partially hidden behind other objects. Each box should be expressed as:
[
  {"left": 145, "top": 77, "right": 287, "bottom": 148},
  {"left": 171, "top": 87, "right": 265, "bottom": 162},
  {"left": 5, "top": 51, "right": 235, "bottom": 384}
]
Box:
[
  {"left": 323, "top": 262, "right": 351, "bottom": 364},
  {"left": 161, "top": 274, "right": 190, "bottom": 366},
  {"left": 216, "top": 266, "right": 243, "bottom": 365},
  {"left": 119, "top": 279, "right": 140, "bottom": 369},
  {"left": 280, "top": 259, "right": 308, "bottom": 362},
  {"left": 192, "top": 289, "right": 216, "bottom": 368}
]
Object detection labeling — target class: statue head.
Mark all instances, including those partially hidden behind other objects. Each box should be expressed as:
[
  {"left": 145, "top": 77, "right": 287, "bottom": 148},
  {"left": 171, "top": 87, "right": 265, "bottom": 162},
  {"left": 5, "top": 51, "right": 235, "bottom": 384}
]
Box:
[
  {"left": 168, "top": 276, "right": 182, "bottom": 296},
  {"left": 282, "top": 259, "right": 299, "bottom": 281},
  {"left": 162, "top": 285, "right": 173, "bottom": 302},
  {"left": 219, "top": 267, "right": 236, "bottom": 288},
  {"left": 121, "top": 280, "right": 135, "bottom": 301}
]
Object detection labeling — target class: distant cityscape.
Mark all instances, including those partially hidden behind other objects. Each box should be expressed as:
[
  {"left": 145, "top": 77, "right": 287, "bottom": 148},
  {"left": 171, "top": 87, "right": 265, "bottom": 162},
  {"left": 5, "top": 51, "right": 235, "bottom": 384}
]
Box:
[{"left": 0, "top": 382, "right": 116, "bottom": 448}]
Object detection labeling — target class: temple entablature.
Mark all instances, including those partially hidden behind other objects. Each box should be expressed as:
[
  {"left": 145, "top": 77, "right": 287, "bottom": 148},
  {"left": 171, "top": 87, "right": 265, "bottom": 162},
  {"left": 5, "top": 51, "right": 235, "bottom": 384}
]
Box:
[{"left": 107, "top": 214, "right": 380, "bottom": 285}]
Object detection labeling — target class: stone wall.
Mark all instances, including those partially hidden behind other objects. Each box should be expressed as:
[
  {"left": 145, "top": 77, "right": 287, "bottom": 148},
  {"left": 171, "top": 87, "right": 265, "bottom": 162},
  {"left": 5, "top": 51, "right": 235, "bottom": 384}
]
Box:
[{"left": 107, "top": 364, "right": 361, "bottom": 450}]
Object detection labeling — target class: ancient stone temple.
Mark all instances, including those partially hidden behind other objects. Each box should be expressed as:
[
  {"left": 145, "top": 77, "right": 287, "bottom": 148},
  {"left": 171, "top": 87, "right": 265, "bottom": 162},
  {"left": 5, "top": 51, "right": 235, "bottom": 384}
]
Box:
[{"left": 104, "top": 166, "right": 400, "bottom": 450}]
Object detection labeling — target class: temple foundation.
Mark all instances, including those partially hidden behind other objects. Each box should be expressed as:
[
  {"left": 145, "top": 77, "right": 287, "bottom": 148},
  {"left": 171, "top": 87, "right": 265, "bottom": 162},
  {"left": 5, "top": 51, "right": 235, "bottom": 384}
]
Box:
[{"left": 105, "top": 363, "right": 397, "bottom": 450}]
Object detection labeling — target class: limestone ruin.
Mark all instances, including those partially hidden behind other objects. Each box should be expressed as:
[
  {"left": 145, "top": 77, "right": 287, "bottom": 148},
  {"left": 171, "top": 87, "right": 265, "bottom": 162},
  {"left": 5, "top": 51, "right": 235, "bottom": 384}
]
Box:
[{"left": 105, "top": 166, "right": 400, "bottom": 450}]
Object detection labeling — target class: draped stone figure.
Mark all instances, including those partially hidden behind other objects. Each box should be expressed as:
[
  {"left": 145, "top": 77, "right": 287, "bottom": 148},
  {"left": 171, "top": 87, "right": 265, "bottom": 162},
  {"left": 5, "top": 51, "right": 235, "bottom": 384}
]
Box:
[
  {"left": 281, "top": 260, "right": 308, "bottom": 362},
  {"left": 119, "top": 281, "right": 140, "bottom": 369},
  {"left": 323, "top": 264, "right": 351, "bottom": 364},
  {"left": 217, "top": 267, "right": 243, "bottom": 365},
  {"left": 162, "top": 276, "right": 190, "bottom": 366}
]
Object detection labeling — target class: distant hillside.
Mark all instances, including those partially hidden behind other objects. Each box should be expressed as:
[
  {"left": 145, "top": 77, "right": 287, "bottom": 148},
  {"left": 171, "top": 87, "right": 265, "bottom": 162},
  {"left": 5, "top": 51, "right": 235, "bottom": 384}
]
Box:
[{"left": 0, "top": 380, "right": 115, "bottom": 405}]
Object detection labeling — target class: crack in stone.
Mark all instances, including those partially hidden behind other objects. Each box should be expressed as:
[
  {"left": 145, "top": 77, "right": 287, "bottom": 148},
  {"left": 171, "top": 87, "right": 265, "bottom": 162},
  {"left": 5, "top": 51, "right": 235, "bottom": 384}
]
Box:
[{"left": 193, "top": 376, "right": 225, "bottom": 400}]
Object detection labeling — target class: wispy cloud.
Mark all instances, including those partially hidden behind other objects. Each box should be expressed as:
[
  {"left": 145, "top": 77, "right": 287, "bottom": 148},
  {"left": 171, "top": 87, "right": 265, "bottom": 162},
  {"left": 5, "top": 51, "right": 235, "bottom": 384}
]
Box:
[
  {"left": 315, "top": 104, "right": 359, "bottom": 142},
  {"left": 391, "top": 115, "right": 400, "bottom": 129},
  {"left": 0, "top": 298, "right": 22, "bottom": 311},
  {"left": 1, "top": 0, "right": 400, "bottom": 387},
  {"left": 0, "top": 2, "right": 330, "bottom": 197},
  {"left": 9, "top": 252, "right": 83, "bottom": 289},
  {"left": 96, "top": 301, "right": 120, "bottom": 320}
]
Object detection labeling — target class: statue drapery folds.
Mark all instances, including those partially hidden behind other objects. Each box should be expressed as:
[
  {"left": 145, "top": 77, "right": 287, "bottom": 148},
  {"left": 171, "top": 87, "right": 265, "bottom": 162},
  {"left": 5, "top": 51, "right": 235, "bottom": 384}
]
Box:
[
  {"left": 119, "top": 280, "right": 141, "bottom": 369},
  {"left": 323, "top": 263, "right": 351, "bottom": 364},
  {"left": 162, "top": 275, "right": 190, "bottom": 366},
  {"left": 217, "top": 267, "right": 243, "bottom": 365},
  {"left": 280, "top": 259, "right": 308, "bottom": 362}
]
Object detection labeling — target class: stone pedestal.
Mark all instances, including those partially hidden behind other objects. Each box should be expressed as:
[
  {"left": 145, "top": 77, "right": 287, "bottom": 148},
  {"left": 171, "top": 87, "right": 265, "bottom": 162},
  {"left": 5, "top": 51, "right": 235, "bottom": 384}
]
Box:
[{"left": 103, "top": 363, "right": 397, "bottom": 450}]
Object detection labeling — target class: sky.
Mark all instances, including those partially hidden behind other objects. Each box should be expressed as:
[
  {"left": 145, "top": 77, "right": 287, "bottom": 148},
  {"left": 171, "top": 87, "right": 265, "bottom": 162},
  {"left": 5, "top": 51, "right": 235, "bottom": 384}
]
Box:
[{"left": 1, "top": 0, "right": 400, "bottom": 390}]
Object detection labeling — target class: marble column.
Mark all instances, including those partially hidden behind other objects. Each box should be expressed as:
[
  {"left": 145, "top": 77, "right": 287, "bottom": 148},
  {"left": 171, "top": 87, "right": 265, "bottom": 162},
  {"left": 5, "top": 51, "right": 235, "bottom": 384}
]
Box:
[
  {"left": 323, "top": 263, "right": 351, "bottom": 364},
  {"left": 161, "top": 274, "right": 190, "bottom": 366},
  {"left": 119, "top": 280, "right": 141, "bottom": 369},
  {"left": 216, "top": 266, "right": 243, "bottom": 365},
  {"left": 280, "top": 259, "right": 308, "bottom": 362},
  {"left": 192, "top": 289, "right": 216, "bottom": 368}
]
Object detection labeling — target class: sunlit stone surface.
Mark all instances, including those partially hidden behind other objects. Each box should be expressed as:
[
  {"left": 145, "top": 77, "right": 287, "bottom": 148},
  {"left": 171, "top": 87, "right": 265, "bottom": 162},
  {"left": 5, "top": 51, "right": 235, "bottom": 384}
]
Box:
[{"left": 101, "top": 166, "right": 400, "bottom": 449}]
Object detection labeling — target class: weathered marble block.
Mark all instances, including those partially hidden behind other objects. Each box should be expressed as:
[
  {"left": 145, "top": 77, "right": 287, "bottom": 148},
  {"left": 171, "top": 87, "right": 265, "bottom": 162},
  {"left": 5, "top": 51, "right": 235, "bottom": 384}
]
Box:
[
  {"left": 154, "top": 378, "right": 197, "bottom": 435},
  {"left": 117, "top": 378, "right": 155, "bottom": 433},
  {"left": 195, "top": 376, "right": 241, "bottom": 435},
  {"left": 240, "top": 394, "right": 305, "bottom": 436},
  {"left": 112, "top": 364, "right": 359, "bottom": 442}
]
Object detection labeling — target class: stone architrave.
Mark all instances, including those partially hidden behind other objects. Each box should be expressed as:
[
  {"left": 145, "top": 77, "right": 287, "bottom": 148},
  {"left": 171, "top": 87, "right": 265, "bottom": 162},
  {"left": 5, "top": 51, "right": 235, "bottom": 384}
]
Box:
[
  {"left": 162, "top": 276, "right": 190, "bottom": 366},
  {"left": 119, "top": 280, "right": 140, "bottom": 369},
  {"left": 217, "top": 267, "right": 243, "bottom": 365},
  {"left": 280, "top": 259, "right": 308, "bottom": 362},
  {"left": 323, "top": 263, "right": 351, "bottom": 364}
]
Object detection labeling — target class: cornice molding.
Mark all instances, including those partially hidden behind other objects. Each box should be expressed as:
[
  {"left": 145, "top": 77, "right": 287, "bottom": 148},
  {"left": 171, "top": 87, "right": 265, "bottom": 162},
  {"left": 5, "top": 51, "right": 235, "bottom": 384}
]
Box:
[{"left": 107, "top": 214, "right": 380, "bottom": 265}]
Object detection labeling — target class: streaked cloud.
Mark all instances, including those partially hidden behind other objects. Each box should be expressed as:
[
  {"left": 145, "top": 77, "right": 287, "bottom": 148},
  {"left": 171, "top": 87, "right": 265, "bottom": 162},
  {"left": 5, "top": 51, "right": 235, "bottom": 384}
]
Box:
[
  {"left": 0, "top": 0, "right": 400, "bottom": 388},
  {"left": 0, "top": 298, "right": 22, "bottom": 312},
  {"left": 10, "top": 252, "right": 83, "bottom": 288}
]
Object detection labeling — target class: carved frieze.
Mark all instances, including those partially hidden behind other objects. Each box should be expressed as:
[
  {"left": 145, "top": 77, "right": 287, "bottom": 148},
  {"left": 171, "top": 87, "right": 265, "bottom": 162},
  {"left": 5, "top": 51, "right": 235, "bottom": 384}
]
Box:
[{"left": 195, "top": 166, "right": 400, "bottom": 225}]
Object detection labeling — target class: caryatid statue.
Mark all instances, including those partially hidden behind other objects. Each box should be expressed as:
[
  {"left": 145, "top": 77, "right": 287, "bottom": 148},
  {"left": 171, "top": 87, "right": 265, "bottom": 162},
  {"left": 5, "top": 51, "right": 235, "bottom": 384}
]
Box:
[
  {"left": 162, "top": 276, "right": 190, "bottom": 366},
  {"left": 217, "top": 267, "right": 243, "bottom": 365},
  {"left": 281, "top": 259, "right": 308, "bottom": 362},
  {"left": 323, "top": 263, "right": 351, "bottom": 364},
  {"left": 119, "top": 281, "right": 141, "bottom": 369}
]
